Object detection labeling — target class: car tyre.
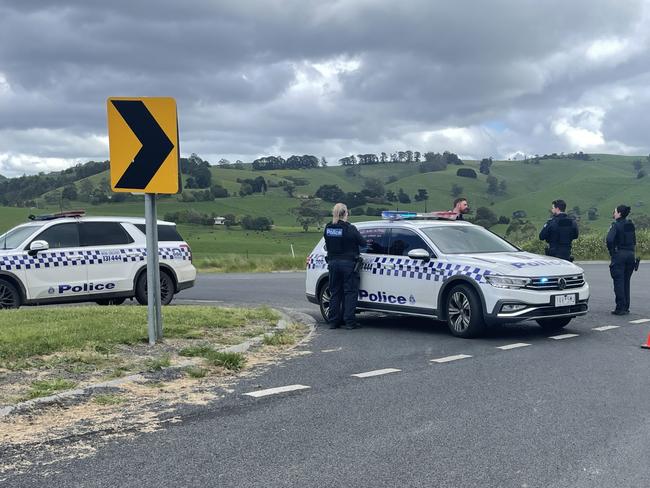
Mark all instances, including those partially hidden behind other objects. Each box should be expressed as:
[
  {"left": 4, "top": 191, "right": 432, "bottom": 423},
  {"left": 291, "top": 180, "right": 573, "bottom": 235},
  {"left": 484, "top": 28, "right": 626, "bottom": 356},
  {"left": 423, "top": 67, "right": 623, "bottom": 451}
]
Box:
[
  {"left": 536, "top": 317, "right": 572, "bottom": 331},
  {"left": 445, "top": 284, "right": 484, "bottom": 338},
  {"left": 0, "top": 279, "right": 20, "bottom": 309},
  {"left": 95, "top": 298, "right": 126, "bottom": 306},
  {"left": 318, "top": 281, "right": 331, "bottom": 322},
  {"left": 135, "top": 270, "right": 175, "bottom": 306}
]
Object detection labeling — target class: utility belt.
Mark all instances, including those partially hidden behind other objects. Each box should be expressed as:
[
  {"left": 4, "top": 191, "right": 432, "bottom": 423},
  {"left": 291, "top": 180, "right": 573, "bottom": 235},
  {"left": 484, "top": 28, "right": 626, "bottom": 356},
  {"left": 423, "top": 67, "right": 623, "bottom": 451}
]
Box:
[{"left": 325, "top": 255, "right": 363, "bottom": 272}]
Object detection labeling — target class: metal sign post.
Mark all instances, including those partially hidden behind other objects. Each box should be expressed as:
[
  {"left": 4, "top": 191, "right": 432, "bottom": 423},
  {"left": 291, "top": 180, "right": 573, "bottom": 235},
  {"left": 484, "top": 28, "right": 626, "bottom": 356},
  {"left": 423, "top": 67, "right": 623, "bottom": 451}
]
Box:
[
  {"left": 145, "top": 193, "right": 163, "bottom": 344},
  {"left": 107, "top": 97, "right": 180, "bottom": 345}
]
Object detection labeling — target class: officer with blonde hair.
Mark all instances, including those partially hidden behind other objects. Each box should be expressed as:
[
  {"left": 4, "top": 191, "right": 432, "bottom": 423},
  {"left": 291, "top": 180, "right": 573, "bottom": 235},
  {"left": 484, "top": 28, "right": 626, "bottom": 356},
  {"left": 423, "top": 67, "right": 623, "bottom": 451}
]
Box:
[{"left": 323, "top": 203, "right": 366, "bottom": 329}]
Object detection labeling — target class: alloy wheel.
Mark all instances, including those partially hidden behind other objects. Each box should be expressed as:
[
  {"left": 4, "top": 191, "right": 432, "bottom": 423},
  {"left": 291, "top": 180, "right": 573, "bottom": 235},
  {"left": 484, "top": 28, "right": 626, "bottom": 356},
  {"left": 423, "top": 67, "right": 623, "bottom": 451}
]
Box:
[{"left": 448, "top": 291, "right": 471, "bottom": 333}]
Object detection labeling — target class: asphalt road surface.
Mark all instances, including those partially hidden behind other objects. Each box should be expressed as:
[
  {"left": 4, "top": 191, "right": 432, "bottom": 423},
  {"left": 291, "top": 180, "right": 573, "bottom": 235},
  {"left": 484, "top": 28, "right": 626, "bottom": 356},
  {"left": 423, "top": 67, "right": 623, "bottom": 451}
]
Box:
[{"left": 7, "top": 263, "right": 650, "bottom": 487}]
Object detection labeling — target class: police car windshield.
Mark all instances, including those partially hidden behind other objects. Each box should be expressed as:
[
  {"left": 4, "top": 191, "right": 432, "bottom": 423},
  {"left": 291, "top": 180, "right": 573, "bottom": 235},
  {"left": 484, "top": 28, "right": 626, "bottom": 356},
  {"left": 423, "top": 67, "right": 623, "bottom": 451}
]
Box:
[
  {"left": 421, "top": 225, "right": 519, "bottom": 254},
  {"left": 0, "top": 224, "right": 42, "bottom": 250}
]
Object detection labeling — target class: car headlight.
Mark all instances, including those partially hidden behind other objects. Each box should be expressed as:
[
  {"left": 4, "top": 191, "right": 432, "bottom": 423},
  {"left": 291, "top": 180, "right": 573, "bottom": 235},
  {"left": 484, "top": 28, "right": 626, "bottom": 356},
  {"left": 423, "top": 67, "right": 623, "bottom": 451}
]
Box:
[{"left": 485, "top": 275, "right": 531, "bottom": 289}]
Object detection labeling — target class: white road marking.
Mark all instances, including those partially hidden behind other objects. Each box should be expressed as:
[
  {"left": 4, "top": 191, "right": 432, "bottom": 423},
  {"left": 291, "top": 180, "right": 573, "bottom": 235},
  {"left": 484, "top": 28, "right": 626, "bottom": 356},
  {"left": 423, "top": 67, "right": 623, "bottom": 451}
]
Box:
[
  {"left": 496, "top": 343, "right": 531, "bottom": 350},
  {"left": 593, "top": 325, "right": 620, "bottom": 331},
  {"left": 244, "top": 385, "right": 310, "bottom": 398},
  {"left": 321, "top": 347, "right": 343, "bottom": 353},
  {"left": 351, "top": 368, "right": 401, "bottom": 378},
  {"left": 431, "top": 354, "right": 472, "bottom": 363},
  {"left": 629, "top": 319, "right": 650, "bottom": 324},
  {"left": 548, "top": 333, "right": 579, "bottom": 340}
]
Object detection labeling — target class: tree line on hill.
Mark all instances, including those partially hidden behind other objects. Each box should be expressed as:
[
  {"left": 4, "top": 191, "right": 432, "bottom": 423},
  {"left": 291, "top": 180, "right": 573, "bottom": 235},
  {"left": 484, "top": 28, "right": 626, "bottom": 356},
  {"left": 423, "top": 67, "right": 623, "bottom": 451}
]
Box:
[{"left": 0, "top": 160, "right": 109, "bottom": 206}]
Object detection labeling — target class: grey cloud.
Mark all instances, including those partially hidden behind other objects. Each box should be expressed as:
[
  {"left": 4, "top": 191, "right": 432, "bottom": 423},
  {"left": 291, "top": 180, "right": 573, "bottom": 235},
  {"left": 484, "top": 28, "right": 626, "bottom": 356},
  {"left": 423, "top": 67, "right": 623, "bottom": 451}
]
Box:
[{"left": 0, "top": 0, "right": 649, "bottom": 175}]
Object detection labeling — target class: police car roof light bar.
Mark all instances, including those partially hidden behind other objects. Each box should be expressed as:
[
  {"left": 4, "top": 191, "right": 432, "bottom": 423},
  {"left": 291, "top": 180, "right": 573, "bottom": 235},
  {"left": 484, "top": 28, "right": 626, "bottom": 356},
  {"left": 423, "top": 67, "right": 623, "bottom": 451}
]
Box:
[
  {"left": 381, "top": 210, "right": 459, "bottom": 221},
  {"left": 28, "top": 209, "right": 86, "bottom": 221}
]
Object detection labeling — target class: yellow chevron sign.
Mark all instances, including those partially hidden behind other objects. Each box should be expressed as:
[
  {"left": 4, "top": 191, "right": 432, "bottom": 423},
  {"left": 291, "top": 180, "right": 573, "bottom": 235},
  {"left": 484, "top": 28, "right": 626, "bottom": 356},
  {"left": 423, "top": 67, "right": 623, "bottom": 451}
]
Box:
[{"left": 107, "top": 97, "right": 179, "bottom": 194}]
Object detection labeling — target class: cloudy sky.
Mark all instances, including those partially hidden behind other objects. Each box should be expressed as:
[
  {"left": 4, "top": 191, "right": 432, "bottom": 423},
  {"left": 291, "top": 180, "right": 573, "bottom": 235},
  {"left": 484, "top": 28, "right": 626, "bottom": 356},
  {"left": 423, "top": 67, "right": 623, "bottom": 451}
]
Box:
[{"left": 1, "top": 0, "right": 650, "bottom": 176}]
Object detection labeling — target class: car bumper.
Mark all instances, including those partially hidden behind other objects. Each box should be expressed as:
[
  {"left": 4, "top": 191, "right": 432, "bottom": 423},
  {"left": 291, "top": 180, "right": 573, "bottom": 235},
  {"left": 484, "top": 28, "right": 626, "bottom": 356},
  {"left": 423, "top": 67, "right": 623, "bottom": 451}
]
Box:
[
  {"left": 306, "top": 293, "right": 318, "bottom": 304},
  {"left": 484, "top": 283, "right": 590, "bottom": 324},
  {"left": 178, "top": 279, "right": 195, "bottom": 292}
]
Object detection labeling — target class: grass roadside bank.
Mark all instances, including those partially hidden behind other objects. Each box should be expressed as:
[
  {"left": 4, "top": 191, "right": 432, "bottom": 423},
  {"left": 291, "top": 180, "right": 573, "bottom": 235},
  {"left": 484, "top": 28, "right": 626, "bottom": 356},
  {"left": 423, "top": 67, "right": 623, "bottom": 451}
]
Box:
[{"left": 0, "top": 305, "right": 309, "bottom": 406}]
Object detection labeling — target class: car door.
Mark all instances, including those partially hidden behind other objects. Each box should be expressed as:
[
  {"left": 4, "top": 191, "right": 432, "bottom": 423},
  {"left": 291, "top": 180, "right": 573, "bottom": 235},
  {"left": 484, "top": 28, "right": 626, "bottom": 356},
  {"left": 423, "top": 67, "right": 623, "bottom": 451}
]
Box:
[
  {"left": 357, "top": 227, "right": 393, "bottom": 310},
  {"left": 80, "top": 221, "right": 139, "bottom": 295},
  {"left": 25, "top": 222, "right": 87, "bottom": 300},
  {"left": 384, "top": 228, "right": 438, "bottom": 314}
]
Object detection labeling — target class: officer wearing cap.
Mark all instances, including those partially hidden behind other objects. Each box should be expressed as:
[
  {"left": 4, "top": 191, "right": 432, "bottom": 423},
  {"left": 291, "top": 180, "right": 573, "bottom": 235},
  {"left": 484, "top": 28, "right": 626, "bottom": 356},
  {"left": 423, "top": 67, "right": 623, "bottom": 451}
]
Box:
[
  {"left": 324, "top": 203, "right": 366, "bottom": 329},
  {"left": 539, "top": 199, "right": 579, "bottom": 260},
  {"left": 606, "top": 204, "right": 636, "bottom": 315}
]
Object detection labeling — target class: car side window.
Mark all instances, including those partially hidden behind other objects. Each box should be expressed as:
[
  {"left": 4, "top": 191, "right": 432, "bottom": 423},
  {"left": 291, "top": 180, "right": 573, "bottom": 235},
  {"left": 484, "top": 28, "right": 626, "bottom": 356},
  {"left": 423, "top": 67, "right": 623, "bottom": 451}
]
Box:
[
  {"left": 80, "top": 222, "right": 135, "bottom": 246},
  {"left": 388, "top": 228, "right": 433, "bottom": 256},
  {"left": 359, "top": 227, "right": 390, "bottom": 254},
  {"left": 32, "top": 223, "right": 80, "bottom": 249}
]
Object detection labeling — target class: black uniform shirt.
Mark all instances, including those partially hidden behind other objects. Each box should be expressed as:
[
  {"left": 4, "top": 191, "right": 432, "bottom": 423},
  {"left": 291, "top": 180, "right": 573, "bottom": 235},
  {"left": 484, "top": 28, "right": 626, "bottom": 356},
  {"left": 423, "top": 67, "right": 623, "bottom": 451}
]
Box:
[
  {"left": 606, "top": 218, "right": 636, "bottom": 256},
  {"left": 323, "top": 221, "right": 366, "bottom": 261},
  {"left": 539, "top": 212, "right": 579, "bottom": 247}
]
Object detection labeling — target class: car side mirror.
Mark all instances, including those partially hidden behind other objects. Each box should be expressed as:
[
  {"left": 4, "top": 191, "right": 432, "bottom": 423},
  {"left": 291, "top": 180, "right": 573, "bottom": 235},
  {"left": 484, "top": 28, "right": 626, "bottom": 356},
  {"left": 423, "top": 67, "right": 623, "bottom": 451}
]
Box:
[
  {"left": 29, "top": 240, "right": 49, "bottom": 254},
  {"left": 407, "top": 248, "right": 430, "bottom": 261}
]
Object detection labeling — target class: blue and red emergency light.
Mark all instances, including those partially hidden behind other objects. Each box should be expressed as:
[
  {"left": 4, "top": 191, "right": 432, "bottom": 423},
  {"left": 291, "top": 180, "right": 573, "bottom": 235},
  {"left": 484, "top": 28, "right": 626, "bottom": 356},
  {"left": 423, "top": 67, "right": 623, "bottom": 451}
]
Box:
[{"left": 381, "top": 210, "right": 459, "bottom": 221}]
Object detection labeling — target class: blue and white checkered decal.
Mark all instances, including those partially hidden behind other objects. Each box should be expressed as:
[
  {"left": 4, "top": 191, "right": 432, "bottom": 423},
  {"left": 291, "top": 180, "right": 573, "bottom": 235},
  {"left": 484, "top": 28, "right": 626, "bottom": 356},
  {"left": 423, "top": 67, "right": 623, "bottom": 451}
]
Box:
[
  {"left": 0, "top": 247, "right": 191, "bottom": 272},
  {"left": 306, "top": 253, "right": 327, "bottom": 270},
  {"left": 365, "top": 256, "right": 492, "bottom": 283}
]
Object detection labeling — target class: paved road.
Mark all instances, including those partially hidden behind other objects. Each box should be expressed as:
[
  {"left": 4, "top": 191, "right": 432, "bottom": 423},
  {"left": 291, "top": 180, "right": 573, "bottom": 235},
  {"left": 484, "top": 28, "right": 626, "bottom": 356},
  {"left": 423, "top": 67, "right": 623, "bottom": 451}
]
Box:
[{"left": 7, "top": 264, "right": 650, "bottom": 487}]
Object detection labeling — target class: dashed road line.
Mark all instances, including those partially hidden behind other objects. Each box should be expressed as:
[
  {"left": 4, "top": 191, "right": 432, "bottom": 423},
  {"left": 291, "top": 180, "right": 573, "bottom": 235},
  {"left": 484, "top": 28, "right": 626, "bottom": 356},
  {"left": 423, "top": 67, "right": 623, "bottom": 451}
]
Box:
[
  {"left": 244, "top": 385, "right": 310, "bottom": 398},
  {"left": 629, "top": 319, "right": 650, "bottom": 324},
  {"left": 321, "top": 347, "right": 343, "bottom": 353},
  {"left": 431, "top": 354, "right": 472, "bottom": 363},
  {"left": 351, "top": 368, "right": 401, "bottom": 378},
  {"left": 593, "top": 325, "right": 620, "bottom": 331},
  {"left": 548, "top": 333, "right": 579, "bottom": 340},
  {"left": 496, "top": 343, "right": 531, "bottom": 350}
]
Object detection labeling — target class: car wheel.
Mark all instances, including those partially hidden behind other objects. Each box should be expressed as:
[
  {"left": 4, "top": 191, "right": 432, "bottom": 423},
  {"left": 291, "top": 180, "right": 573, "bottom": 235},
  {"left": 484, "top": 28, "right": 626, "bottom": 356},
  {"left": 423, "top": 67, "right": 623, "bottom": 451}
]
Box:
[
  {"left": 446, "top": 284, "right": 484, "bottom": 338},
  {"left": 536, "top": 317, "right": 572, "bottom": 331},
  {"left": 318, "top": 281, "right": 331, "bottom": 322},
  {"left": 95, "top": 298, "right": 126, "bottom": 306},
  {"left": 0, "top": 279, "right": 20, "bottom": 309},
  {"left": 135, "top": 270, "right": 175, "bottom": 306}
]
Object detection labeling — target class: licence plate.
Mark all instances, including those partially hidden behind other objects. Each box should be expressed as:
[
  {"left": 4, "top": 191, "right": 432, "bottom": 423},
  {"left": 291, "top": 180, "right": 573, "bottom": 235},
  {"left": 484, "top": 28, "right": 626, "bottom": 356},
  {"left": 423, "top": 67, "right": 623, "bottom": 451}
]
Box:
[{"left": 554, "top": 294, "right": 576, "bottom": 307}]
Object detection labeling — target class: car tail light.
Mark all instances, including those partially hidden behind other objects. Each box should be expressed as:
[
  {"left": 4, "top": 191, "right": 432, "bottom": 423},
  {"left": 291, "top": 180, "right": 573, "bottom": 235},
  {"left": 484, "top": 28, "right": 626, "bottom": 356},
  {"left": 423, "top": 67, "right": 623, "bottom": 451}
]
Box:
[{"left": 180, "top": 244, "right": 192, "bottom": 263}]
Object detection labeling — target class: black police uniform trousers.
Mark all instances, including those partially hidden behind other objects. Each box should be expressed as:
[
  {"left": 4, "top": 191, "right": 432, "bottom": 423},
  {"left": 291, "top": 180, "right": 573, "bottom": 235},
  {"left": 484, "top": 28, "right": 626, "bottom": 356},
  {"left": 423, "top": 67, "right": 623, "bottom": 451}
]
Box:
[
  {"left": 547, "top": 246, "right": 571, "bottom": 260},
  {"left": 327, "top": 258, "right": 359, "bottom": 327},
  {"left": 610, "top": 250, "right": 635, "bottom": 312}
]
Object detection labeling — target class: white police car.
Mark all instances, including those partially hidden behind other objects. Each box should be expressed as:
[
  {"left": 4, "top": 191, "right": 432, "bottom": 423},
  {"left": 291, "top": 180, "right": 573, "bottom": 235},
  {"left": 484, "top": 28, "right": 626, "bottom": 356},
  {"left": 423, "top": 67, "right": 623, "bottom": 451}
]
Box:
[
  {"left": 0, "top": 211, "right": 196, "bottom": 309},
  {"left": 306, "top": 211, "right": 589, "bottom": 338}
]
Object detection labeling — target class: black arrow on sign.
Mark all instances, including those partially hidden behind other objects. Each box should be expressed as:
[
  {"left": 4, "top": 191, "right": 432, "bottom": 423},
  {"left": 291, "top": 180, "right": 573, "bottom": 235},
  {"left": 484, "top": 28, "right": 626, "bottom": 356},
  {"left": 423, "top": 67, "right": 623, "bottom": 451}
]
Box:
[{"left": 112, "top": 100, "right": 175, "bottom": 190}]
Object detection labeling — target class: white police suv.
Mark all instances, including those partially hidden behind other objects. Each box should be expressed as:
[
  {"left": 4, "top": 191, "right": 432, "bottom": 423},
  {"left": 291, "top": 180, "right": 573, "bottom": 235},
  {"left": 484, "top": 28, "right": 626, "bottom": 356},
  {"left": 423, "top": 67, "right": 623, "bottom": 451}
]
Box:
[
  {"left": 0, "top": 211, "right": 196, "bottom": 309},
  {"left": 306, "top": 211, "right": 589, "bottom": 338}
]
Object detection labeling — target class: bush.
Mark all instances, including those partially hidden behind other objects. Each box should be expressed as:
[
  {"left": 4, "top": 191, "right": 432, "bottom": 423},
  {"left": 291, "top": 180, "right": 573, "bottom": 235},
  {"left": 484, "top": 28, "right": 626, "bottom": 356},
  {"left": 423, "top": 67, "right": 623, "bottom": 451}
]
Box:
[
  {"left": 474, "top": 206, "right": 498, "bottom": 227},
  {"left": 210, "top": 184, "right": 229, "bottom": 198},
  {"left": 241, "top": 215, "right": 273, "bottom": 231},
  {"left": 456, "top": 168, "right": 477, "bottom": 178},
  {"left": 164, "top": 209, "right": 214, "bottom": 225},
  {"left": 365, "top": 207, "right": 384, "bottom": 217},
  {"left": 512, "top": 210, "right": 527, "bottom": 219},
  {"left": 498, "top": 216, "right": 510, "bottom": 224}
]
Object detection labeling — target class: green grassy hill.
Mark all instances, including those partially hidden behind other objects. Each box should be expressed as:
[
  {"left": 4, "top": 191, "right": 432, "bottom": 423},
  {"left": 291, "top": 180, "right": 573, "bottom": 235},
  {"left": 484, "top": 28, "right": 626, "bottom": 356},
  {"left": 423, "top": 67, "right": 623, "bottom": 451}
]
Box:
[{"left": 2, "top": 154, "right": 649, "bottom": 268}]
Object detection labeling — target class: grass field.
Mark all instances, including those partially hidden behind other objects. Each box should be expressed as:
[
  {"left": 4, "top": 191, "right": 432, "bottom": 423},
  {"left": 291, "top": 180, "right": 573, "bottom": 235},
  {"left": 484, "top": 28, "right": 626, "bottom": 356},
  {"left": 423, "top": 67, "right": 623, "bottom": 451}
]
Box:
[{"left": 2, "top": 154, "right": 649, "bottom": 268}]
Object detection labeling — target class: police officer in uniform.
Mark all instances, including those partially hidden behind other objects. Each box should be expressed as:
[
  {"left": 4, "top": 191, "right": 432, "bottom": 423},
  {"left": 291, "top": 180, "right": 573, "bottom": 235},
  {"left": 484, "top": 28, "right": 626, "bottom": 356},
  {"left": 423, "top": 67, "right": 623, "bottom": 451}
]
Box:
[
  {"left": 539, "top": 199, "right": 579, "bottom": 260},
  {"left": 324, "top": 203, "right": 366, "bottom": 329},
  {"left": 606, "top": 204, "right": 636, "bottom": 315}
]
